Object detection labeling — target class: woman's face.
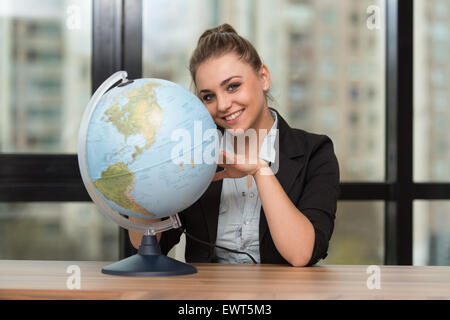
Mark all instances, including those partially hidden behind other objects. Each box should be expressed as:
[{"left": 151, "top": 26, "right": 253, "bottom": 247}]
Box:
[{"left": 195, "top": 52, "right": 271, "bottom": 132}]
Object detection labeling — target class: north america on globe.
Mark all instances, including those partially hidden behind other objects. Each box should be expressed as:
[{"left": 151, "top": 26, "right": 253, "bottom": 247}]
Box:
[
  {"left": 94, "top": 82, "right": 163, "bottom": 217},
  {"left": 85, "top": 78, "right": 217, "bottom": 219}
]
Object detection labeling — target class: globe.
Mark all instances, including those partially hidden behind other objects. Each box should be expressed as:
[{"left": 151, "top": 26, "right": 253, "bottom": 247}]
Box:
[{"left": 78, "top": 71, "right": 218, "bottom": 276}]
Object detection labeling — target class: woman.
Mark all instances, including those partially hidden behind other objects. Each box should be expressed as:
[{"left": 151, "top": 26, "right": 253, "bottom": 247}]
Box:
[{"left": 131, "top": 24, "right": 339, "bottom": 267}]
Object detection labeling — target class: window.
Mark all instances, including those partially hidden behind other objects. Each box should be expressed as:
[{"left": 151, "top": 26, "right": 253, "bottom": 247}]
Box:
[
  {"left": 414, "top": 201, "right": 450, "bottom": 266},
  {"left": 142, "top": 0, "right": 386, "bottom": 182},
  {"left": 0, "top": 0, "right": 92, "bottom": 154},
  {"left": 414, "top": 0, "right": 450, "bottom": 182},
  {"left": 0, "top": 0, "right": 120, "bottom": 261},
  {"left": 411, "top": 0, "right": 450, "bottom": 266},
  {"left": 323, "top": 201, "right": 384, "bottom": 265},
  {"left": 142, "top": 0, "right": 386, "bottom": 264},
  {"left": 1, "top": 0, "right": 448, "bottom": 266},
  {"left": 0, "top": 202, "right": 118, "bottom": 260}
]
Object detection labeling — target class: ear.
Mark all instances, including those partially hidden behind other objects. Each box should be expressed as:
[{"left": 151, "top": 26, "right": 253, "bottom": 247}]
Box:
[{"left": 258, "top": 64, "right": 271, "bottom": 92}]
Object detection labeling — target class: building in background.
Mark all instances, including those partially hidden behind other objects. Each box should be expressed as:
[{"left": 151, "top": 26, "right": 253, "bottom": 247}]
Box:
[
  {"left": 0, "top": 0, "right": 118, "bottom": 261},
  {"left": 414, "top": 0, "right": 450, "bottom": 265},
  {"left": 143, "top": 0, "right": 385, "bottom": 181}
]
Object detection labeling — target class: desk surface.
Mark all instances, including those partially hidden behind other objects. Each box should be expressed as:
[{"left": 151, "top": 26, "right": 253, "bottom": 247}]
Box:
[{"left": 0, "top": 260, "right": 449, "bottom": 300}]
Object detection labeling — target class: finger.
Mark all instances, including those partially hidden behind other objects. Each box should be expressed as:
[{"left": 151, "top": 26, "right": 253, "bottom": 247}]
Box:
[
  {"left": 217, "top": 162, "right": 231, "bottom": 168},
  {"left": 212, "top": 170, "right": 228, "bottom": 182}
]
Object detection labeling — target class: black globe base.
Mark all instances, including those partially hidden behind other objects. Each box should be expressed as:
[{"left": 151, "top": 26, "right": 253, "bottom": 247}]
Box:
[{"left": 101, "top": 234, "right": 197, "bottom": 276}]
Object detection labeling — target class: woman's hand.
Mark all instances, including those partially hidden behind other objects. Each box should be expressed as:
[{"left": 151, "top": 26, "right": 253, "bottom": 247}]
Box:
[{"left": 213, "top": 150, "right": 269, "bottom": 182}]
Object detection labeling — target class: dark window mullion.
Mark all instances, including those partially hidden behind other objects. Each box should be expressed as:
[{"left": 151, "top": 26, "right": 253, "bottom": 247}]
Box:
[
  {"left": 123, "top": 0, "right": 143, "bottom": 80},
  {"left": 385, "top": 0, "right": 414, "bottom": 265},
  {"left": 414, "top": 183, "right": 450, "bottom": 199},
  {"left": 339, "top": 183, "right": 391, "bottom": 200},
  {"left": 119, "top": 0, "right": 143, "bottom": 260},
  {"left": 0, "top": 154, "right": 88, "bottom": 202},
  {"left": 92, "top": 0, "right": 123, "bottom": 93}
]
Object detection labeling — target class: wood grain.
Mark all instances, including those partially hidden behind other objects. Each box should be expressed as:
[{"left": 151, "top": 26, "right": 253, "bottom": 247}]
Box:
[{"left": 0, "top": 260, "right": 449, "bottom": 300}]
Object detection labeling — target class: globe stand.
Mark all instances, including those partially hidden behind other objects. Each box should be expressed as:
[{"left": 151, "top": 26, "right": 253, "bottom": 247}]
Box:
[{"left": 102, "top": 233, "right": 197, "bottom": 277}]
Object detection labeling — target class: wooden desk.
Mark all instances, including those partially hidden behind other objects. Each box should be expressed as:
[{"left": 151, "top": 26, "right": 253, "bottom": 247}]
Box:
[{"left": 0, "top": 260, "right": 449, "bottom": 300}]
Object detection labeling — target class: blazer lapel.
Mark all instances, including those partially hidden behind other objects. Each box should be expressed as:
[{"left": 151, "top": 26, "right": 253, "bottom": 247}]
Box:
[
  {"left": 199, "top": 171, "right": 223, "bottom": 243},
  {"left": 199, "top": 126, "right": 225, "bottom": 243}
]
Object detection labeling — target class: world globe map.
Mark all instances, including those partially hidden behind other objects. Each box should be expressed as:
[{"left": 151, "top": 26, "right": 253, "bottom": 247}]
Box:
[{"left": 84, "top": 78, "right": 218, "bottom": 220}]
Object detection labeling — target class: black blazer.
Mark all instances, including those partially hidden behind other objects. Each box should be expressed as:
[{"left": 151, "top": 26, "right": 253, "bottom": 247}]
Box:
[{"left": 160, "top": 109, "right": 340, "bottom": 266}]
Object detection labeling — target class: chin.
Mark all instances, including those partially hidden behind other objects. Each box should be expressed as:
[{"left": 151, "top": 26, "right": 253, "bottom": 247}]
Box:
[
  {"left": 224, "top": 121, "right": 251, "bottom": 133},
  {"left": 223, "top": 123, "right": 249, "bottom": 133}
]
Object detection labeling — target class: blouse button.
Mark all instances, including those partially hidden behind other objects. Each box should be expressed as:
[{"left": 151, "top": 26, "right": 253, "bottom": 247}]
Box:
[
  {"left": 249, "top": 192, "right": 255, "bottom": 198},
  {"left": 241, "top": 192, "right": 246, "bottom": 197}
]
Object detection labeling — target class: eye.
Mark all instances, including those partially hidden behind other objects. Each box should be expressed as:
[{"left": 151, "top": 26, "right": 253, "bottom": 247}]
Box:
[
  {"left": 227, "top": 83, "right": 241, "bottom": 91},
  {"left": 201, "top": 93, "right": 215, "bottom": 103}
]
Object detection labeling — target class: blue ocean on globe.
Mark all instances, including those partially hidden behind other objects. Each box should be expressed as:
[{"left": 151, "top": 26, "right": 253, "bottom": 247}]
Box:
[{"left": 85, "top": 78, "right": 218, "bottom": 219}]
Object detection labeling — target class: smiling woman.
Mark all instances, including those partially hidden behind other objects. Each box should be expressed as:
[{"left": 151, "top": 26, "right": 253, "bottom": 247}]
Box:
[
  {"left": 190, "top": 25, "right": 273, "bottom": 140},
  {"left": 132, "top": 23, "right": 340, "bottom": 267},
  {"left": 195, "top": 54, "right": 272, "bottom": 137}
]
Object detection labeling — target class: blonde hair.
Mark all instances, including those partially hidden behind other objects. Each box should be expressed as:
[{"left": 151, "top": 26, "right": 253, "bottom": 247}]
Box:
[{"left": 189, "top": 24, "right": 264, "bottom": 95}]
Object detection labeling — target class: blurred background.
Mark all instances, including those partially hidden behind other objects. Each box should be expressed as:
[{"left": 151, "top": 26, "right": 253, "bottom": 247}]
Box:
[{"left": 0, "top": 0, "right": 448, "bottom": 265}]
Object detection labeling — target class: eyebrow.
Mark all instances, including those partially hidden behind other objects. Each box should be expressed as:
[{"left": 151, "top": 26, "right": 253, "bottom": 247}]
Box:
[{"left": 199, "top": 76, "right": 242, "bottom": 94}]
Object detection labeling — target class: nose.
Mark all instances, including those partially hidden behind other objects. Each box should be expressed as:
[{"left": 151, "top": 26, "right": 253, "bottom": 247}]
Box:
[{"left": 216, "top": 93, "right": 232, "bottom": 114}]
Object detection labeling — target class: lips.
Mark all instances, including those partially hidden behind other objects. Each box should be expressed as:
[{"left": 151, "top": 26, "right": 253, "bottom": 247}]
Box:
[{"left": 223, "top": 109, "right": 244, "bottom": 124}]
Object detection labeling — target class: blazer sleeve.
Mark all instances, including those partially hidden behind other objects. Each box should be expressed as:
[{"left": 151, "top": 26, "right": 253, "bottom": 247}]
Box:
[{"left": 296, "top": 135, "right": 340, "bottom": 266}]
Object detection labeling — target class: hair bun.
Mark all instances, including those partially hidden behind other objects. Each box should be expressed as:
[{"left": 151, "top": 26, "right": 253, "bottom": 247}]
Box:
[
  {"left": 198, "top": 23, "right": 238, "bottom": 43},
  {"left": 215, "top": 23, "right": 237, "bottom": 34},
  {"left": 190, "top": 23, "right": 263, "bottom": 88}
]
